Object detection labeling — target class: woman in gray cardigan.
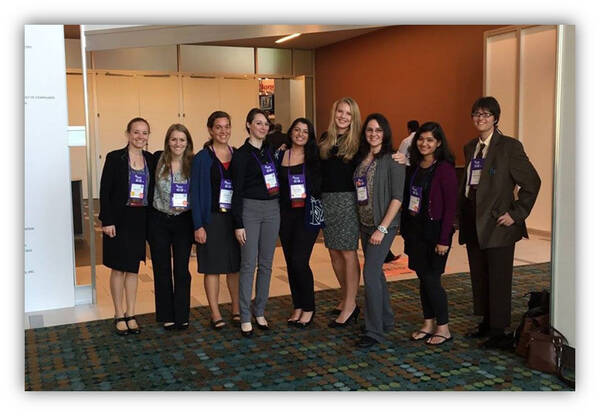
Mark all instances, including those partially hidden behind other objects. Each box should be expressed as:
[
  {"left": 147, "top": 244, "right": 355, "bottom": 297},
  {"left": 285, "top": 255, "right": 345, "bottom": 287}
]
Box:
[{"left": 353, "top": 113, "right": 405, "bottom": 349}]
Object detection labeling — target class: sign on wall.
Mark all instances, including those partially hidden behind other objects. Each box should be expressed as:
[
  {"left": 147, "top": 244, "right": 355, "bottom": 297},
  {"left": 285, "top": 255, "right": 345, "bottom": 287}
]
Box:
[{"left": 25, "top": 25, "right": 76, "bottom": 312}]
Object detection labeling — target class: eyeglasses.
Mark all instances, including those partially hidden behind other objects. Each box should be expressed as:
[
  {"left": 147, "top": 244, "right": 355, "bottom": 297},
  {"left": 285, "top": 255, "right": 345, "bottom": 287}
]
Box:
[
  {"left": 471, "top": 112, "right": 494, "bottom": 119},
  {"left": 366, "top": 128, "right": 384, "bottom": 135}
]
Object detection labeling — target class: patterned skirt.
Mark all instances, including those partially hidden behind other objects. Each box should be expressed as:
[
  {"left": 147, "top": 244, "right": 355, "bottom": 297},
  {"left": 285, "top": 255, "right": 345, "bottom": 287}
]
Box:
[{"left": 321, "top": 192, "right": 360, "bottom": 251}]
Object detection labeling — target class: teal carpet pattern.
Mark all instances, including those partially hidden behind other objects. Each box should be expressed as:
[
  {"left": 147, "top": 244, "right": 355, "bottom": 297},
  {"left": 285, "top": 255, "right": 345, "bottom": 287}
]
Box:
[{"left": 25, "top": 262, "right": 572, "bottom": 391}]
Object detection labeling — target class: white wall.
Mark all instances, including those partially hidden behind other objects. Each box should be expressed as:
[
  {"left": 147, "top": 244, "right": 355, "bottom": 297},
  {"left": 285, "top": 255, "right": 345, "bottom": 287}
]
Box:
[
  {"left": 551, "top": 25, "right": 576, "bottom": 346},
  {"left": 485, "top": 26, "right": 555, "bottom": 235},
  {"left": 25, "top": 25, "right": 76, "bottom": 312},
  {"left": 180, "top": 45, "right": 254, "bottom": 74},
  {"left": 257, "top": 48, "right": 292, "bottom": 76},
  {"left": 485, "top": 31, "right": 518, "bottom": 137},
  {"left": 519, "top": 26, "right": 557, "bottom": 234},
  {"left": 94, "top": 45, "right": 178, "bottom": 72}
]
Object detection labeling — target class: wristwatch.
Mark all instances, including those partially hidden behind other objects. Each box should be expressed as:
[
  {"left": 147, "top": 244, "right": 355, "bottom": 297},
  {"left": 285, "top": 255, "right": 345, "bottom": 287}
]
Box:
[{"left": 377, "top": 225, "right": 388, "bottom": 234}]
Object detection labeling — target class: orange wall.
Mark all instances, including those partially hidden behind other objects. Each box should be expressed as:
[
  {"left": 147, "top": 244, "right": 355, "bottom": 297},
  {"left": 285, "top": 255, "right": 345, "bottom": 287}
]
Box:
[{"left": 315, "top": 25, "right": 503, "bottom": 166}]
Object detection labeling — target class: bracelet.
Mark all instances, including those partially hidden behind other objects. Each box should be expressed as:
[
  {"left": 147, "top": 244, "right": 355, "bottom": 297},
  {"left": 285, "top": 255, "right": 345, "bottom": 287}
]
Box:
[{"left": 377, "top": 225, "right": 388, "bottom": 234}]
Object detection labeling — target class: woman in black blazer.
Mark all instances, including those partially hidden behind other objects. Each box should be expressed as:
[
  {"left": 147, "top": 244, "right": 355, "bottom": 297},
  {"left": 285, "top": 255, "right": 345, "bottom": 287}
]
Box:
[{"left": 99, "top": 117, "right": 155, "bottom": 335}]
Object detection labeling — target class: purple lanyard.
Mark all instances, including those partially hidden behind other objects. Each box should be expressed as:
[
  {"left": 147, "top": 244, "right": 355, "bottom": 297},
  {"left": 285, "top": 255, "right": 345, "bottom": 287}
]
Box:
[
  {"left": 287, "top": 149, "right": 307, "bottom": 207},
  {"left": 251, "top": 148, "right": 279, "bottom": 194},
  {"left": 211, "top": 146, "right": 234, "bottom": 211},
  {"left": 127, "top": 153, "right": 147, "bottom": 206},
  {"left": 354, "top": 158, "right": 375, "bottom": 205}
]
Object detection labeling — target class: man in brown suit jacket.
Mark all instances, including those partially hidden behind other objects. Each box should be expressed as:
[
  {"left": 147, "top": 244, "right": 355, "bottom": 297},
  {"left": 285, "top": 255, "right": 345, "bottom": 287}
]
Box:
[{"left": 458, "top": 96, "right": 541, "bottom": 348}]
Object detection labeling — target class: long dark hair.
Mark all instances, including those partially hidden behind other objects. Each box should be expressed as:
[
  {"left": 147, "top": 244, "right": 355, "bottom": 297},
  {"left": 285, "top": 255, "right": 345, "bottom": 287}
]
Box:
[
  {"left": 357, "top": 113, "right": 394, "bottom": 162},
  {"left": 408, "top": 121, "right": 455, "bottom": 166},
  {"left": 285, "top": 117, "right": 321, "bottom": 195},
  {"left": 285, "top": 117, "right": 319, "bottom": 171},
  {"left": 157, "top": 123, "right": 194, "bottom": 179}
]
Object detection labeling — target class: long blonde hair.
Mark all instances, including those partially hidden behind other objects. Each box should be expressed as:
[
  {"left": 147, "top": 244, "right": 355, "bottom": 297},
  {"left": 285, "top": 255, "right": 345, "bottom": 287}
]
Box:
[
  {"left": 319, "top": 97, "right": 361, "bottom": 162},
  {"left": 157, "top": 124, "right": 194, "bottom": 179}
]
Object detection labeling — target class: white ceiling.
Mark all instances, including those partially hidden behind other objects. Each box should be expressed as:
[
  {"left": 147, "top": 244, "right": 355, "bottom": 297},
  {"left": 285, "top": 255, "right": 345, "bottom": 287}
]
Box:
[{"left": 82, "top": 24, "right": 386, "bottom": 51}]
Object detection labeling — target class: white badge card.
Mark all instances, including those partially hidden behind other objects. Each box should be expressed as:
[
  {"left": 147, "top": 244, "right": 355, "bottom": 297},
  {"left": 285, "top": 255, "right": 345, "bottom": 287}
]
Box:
[
  {"left": 170, "top": 180, "right": 189, "bottom": 209},
  {"left": 355, "top": 176, "right": 368, "bottom": 205},
  {"left": 408, "top": 185, "right": 422, "bottom": 213},
  {"left": 171, "top": 193, "right": 188, "bottom": 208},
  {"left": 290, "top": 176, "right": 306, "bottom": 200},
  {"left": 130, "top": 183, "right": 144, "bottom": 199},
  {"left": 469, "top": 158, "right": 484, "bottom": 186},
  {"left": 264, "top": 171, "right": 278, "bottom": 189},
  {"left": 219, "top": 189, "right": 233, "bottom": 204},
  {"left": 129, "top": 171, "right": 146, "bottom": 200},
  {"left": 219, "top": 179, "right": 233, "bottom": 208}
]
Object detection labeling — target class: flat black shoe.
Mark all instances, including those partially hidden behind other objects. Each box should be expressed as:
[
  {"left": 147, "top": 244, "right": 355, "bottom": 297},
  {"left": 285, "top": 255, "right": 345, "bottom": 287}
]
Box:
[
  {"left": 114, "top": 317, "right": 129, "bottom": 336},
  {"left": 287, "top": 319, "right": 299, "bottom": 326},
  {"left": 356, "top": 335, "right": 378, "bottom": 349},
  {"left": 254, "top": 317, "right": 270, "bottom": 330},
  {"left": 465, "top": 323, "right": 490, "bottom": 338},
  {"left": 211, "top": 319, "right": 226, "bottom": 330},
  {"left": 295, "top": 312, "right": 315, "bottom": 329},
  {"left": 163, "top": 322, "right": 176, "bottom": 331},
  {"left": 241, "top": 328, "right": 254, "bottom": 337},
  {"left": 231, "top": 314, "right": 241, "bottom": 323},
  {"left": 124, "top": 315, "right": 141, "bottom": 334},
  {"left": 177, "top": 322, "right": 189, "bottom": 331},
  {"left": 328, "top": 307, "right": 360, "bottom": 328}
]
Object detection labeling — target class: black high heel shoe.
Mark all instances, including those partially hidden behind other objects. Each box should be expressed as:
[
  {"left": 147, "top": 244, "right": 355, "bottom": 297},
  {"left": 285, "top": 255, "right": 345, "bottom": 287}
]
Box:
[
  {"left": 295, "top": 311, "right": 315, "bottom": 329},
  {"left": 328, "top": 307, "right": 360, "bottom": 328}
]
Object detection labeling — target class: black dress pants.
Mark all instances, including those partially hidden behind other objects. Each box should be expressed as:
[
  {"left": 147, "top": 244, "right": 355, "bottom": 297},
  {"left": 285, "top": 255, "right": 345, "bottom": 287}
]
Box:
[
  {"left": 279, "top": 207, "right": 319, "bottom": 312},
  {"left": 148, "top": 210, "right": 194, "bottom": 324},
  {"left": 404, "top": 218, "right": 450, "bottom": 326},
  {"left": 462, "top": 194, "right": 515, "bottom": 333}
]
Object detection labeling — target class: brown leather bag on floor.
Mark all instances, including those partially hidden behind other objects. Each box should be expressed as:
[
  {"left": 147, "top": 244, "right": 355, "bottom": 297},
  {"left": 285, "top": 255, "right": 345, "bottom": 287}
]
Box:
[
  {"left": 515, "top": 313, "right": 549, "bottom": 357},
  {"left": 526, "top": 326, "right": 575, "bottom": 388}
]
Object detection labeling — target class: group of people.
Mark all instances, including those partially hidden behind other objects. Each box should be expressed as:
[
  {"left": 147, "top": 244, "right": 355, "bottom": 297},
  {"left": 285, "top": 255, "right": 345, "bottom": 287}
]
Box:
[{"left": 99, "top": 95, "right": 540, "bottom": 350}]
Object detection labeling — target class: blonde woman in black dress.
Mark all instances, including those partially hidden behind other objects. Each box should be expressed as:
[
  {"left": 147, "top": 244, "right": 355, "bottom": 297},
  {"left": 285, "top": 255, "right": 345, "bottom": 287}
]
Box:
[{"left": 318, "top": 97, "right": 363, "bottom": 327}]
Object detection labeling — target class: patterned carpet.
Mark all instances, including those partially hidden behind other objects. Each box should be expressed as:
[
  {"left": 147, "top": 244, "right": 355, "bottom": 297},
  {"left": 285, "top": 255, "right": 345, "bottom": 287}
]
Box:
[{"left": 25, "top": 262, "right": 572, "bottom": 391}]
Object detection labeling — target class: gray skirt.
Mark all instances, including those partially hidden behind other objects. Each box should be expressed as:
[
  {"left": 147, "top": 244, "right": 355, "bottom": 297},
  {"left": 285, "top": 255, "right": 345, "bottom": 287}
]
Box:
[
  {"left": 322, "top": 192, "right": 360, "bottom": 251},
  {"left": 196, "top": 211, "right": 241, "bottom": 274}
]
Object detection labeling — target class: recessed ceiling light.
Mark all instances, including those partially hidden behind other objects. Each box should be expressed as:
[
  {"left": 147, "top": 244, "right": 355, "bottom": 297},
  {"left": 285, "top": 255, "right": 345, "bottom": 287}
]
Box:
[{"left": 275, "top": 33, "right": 301, "bottom": 44}]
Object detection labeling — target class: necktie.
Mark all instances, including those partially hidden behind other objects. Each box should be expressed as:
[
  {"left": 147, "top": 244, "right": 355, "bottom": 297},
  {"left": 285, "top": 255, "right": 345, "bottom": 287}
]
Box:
[{"left": 467, "top": 142, "right": 486, "bottom": 199}]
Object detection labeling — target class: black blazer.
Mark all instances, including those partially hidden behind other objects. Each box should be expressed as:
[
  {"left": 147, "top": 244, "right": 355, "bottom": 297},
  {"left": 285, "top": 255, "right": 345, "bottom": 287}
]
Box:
[
  {"left": 99, "top": 146, "right": 156, "bottom": 227},
  {"left": 457, "top": 131, "right": 541, "bottom": 249}
]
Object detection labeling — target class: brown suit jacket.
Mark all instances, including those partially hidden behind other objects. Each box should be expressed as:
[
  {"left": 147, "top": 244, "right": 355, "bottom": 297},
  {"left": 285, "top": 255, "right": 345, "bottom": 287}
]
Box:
[{"left": 458, "top": 131, "right": 541, "bottom": 249}]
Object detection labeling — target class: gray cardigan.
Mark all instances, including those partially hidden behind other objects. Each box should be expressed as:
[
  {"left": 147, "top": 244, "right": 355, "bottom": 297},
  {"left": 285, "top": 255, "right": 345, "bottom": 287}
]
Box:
[{"left": 362, "top": 153, "right": 406, "bottom": 229}]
